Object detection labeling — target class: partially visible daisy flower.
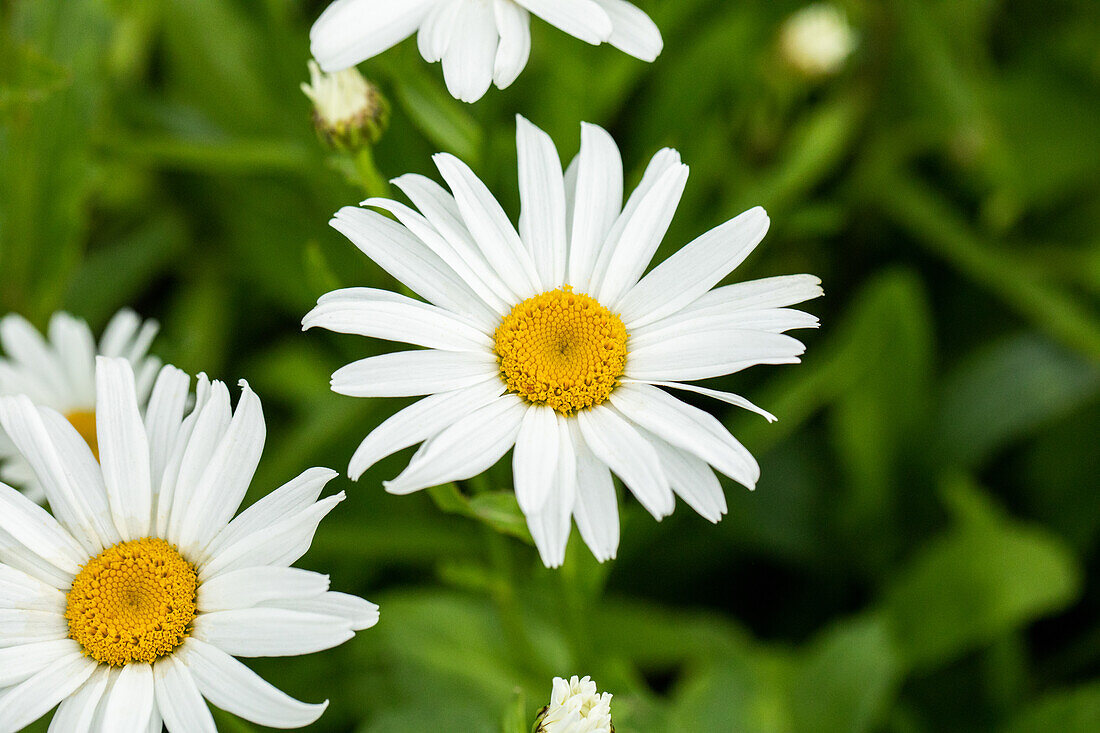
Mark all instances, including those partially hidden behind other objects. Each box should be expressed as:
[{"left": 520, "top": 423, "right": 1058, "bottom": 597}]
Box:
[
  {"left": 0, "top": 309, "right": 160, "bottom": 503},
  {"left": 536, "top": 676, "right": 613, "bottom": 733},
  {"left": 306, "top": 116, "right": 821, "bottom": 568},
  {"left": 0, "top": 357, "right": 377, "bottom": 731},
  {"left": 779, "top": 3, "right": 857, "bottom": 78},
  {"left": 309, "top": 0, "right": 664, "bottom": 103}
]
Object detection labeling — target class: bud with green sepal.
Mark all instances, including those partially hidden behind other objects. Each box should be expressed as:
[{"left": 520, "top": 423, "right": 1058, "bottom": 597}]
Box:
[{"left": 301, "top": 60, "right": 390, "bottom": 152}]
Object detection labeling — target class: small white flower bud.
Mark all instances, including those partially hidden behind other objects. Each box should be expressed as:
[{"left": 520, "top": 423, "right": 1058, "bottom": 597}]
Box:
[
  {"left": 779, "top": 4, "right": 857, "bottom": 78},
  {"left": 301, "top": 60, "right": 389, "bottom": 151},
  {"left": 535, "top": 676, "right": 614, "bottom": 733}
]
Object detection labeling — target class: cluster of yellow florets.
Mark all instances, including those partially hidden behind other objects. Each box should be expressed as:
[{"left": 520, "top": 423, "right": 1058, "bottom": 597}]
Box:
[
  {"left": 65, "top": 537, "right": 198, "bottom": 667},
  {"left": 494, "top": 288, "right": 628, "bottom": 415}
]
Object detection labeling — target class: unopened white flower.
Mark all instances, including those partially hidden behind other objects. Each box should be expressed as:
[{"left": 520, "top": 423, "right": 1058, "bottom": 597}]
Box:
[
  {"left": 301, "top": 60, "right": 389, "bottom": 150},
  {"left": 779, "top": 3, "right": 856, "bottom": 77},
  {"left": 0, "top": 357, "right": 377, "bottom": 732},
  {"left": 537, "top": 676, "right": 613, "bottom": 733},
  {"left": 306, "top": 116, "right": 821, "bottom": 568},
  {"left": 310, "top": 0, "right": 664, "bottom": 103},
  {"left": 0, "top": 309, "right": 160, "bottom": 503}
]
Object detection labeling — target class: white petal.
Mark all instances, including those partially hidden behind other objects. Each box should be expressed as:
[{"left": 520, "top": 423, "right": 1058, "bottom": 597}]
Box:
[
  {"left": 526, "top": 415, "right": 575, "bottom": 568},
  {"left": 616, "top": 207, "right": 770, "bottom": 326},
  {"left": 0, "top": 639, "right": 79, "bottom": 686},
  {"left": 95, "top": 356, "right": 152, "bottom": 540},
  {"left": 198, "top": 567, "right": 330, "bottom": 613},
  {"left": 592, "top": 0, "right": 663, "bottom": 61},
  {"left": 154, "top": 374, "right": 215, "bottom": 539},
  {"left": 639, "top": 428, "right": 726, "bottom": 522},
  {"left": 203, "top": 467, "right": 336, "bottom": 561},
  {"left": 97, "top": 309, "right": 141, "bottom": 358},
  {"left": 153, "top": 655, "right": 216, "bottom": 733},
  {"left": 625, "top": 329, "right": 806, "bottom": 382},
  {"left": 587, "top": 148, "right": 683, "bottom": 294},
  {"left": 512, "top": 404, "right": 559, "bottom": 515},
  {"left": 594, "top": 155, "right": 689, "bottom": 306},
  {"left": 390, "top": 174, "right": 520, "bottom": 309},
  {"left": 0, "top": 608, "right": 68, "bottom": 646},
  {"left": 199, "top": 493, "right": 345, "bottom": 581},
  {"left": 98, "top": 662, "right": 154, "bottom": 733},
  {"left": 0, "top": 651, "right": 97, "bottom": 732},
  {"left": 569, "top": 421, "right": 619, "bottom": 561},
  {"left": 608, "top": 383, "right": 759, "bottom": 489},
  {"left": 331, "top": 349, "right": 498, "bottom": 398},
  {"left": 384, "top": 394, "right": 525, "bottom": 495},
  {"left": 46, "top": 313, "right": 96, "bottom": 408},
  {"left": 0, "top": 396, "right": 118, "bottom": 553},
  {"left": 359, "top": 199, "right": 512, "bottom": 316},
  {"left": 146, "top": 706, "right": 163, "bottom": 733},
  {"left": 630, "top": 308, "right": 819, "bottom": 348},
  {"left": 621, "top": 379, "right": 777, "bottom": 422},
  {"left": 173, "top": 381, "right": 265, "bottom": 557},
  {"left": 165, "top": 381, "right": 232, "bottom": 548},
  {"left": 331, "top": 206, "right": 496, "bottom": 322},
  {"left": 310, "top": 0, "right": 435, "bottom": 72},
  {"left": 48, "top": 665, "right": 110, "bottom": 733},
  {"left": 348, "top": 379, "right": 505, "bottom": 480},
  {"left": 575, "top": 405, "right": 673, "bottom": 519},
  {"left": 418, "top": 0, "right": 462, "bottom": 62},
  {"left": 0, "top": 564, "right": 65, "bottom": 612},
  {"left": 178, "top": 638, "right": 328, "bottom": 728},
  {"left": 440, "top": 0, "right": 498, "bottom": 103},
  {"left": 0, "top": 314, "right": 69, "bottom": 400},
  {"left": 493, "top": 0, "right": 531, "bottom": 88},
  {"left": 516, "top": 115, "right": 568, "bottom": 289},
  {"left": 143, "top": 365, "right": 191, "bottom": 494},
  {"left": 0, "top": 475, "right": 84, "bottom": 576},
  {"left": 685, "top": 274, "right": 824, "bottom": 312},
  {"left": 261, "top": 592, "right": 379, "bottom": 631},
  {"left": 514, "top": 0, "right": 613, "bottom": 45},
  {"left": 193, "top": 607, "right": 353, "bottom": 658},
  {"left": 433, "top": 153, "right": 541, "bottom": 297},
  {"left": 304, "top": 288, "right": 493, "bottom": 351},
  {"left": 0, "top": 524, "right": 74, "bottom": 590},
  {"left": 566, "top": 123, "right": 623, "bottom": 290}
]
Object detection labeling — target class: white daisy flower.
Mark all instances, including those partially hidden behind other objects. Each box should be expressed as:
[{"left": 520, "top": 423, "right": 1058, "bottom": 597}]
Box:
[
  {"left": 309, "top": 0, "right": 663, "bottom": 103},
  {"left": 0, "top": 357, "right": 377, "bottom": 732},
  {"left": 306, "top": 116, "right": 822, "bottom": 567},
  {"left": 536, "top": 675, "right": 613, "bottom": 733},
  {"left": 0, "top": 309, "right": 160, "bottom": 504}
]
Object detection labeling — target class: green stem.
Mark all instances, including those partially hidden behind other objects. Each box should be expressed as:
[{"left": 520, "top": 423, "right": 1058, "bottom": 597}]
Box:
[
  {"left": 486, "top": 526, "right": 540, "bottom": 669},
  {"left": 353, "top": 145, "right": 390, "bottom": 199}
]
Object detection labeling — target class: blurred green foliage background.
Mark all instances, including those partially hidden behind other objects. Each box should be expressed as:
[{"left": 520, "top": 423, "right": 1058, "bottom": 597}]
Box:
[{"left": 3, "top": 0, "right": 1100, "bottom": 730}]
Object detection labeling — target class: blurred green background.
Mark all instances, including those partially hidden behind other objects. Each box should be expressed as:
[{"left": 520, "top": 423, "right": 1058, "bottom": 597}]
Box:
[{"left": 3, "top": 0, "right": 1100, "bottom": 730}]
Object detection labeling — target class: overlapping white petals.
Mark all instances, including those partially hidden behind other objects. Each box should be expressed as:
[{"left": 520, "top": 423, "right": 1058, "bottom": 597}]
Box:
[
  {"left": 0, "top": 359, "right": 373, "bottom": 731},
  {"left": 315, "top": 118, "right": 819, "bottom": 567},
  {"left": 0, "top": 310, "right": 160, "bottom": 503},
  {"left": 310, "top": 0, "right": 662, "bottom": 102}
]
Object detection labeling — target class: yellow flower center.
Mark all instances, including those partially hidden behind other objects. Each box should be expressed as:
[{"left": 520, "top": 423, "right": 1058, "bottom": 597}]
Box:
[
  {"left": 65, "top": 538, "right": 198, "bottom": 667},
  {"left": 494, "top": 288, "right": 628, "bottom": 415},
  {"left": 65, "top": 410, "right": 99, "bottom": 461}
]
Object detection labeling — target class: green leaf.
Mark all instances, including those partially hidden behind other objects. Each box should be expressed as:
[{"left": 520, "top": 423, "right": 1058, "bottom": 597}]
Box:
[
  {"left": 789, "top": 615, "right": 900, "bottom": 733},
  {"left": 1003, "top": 683, "right": 1100, "bottom": 733},
  {"left": 936, "top": 334, "right": 1100, "bottom": 467},
  {"left": 386, "top": 60, "right": 483, "bottom": 163},
  {"left": 881, "top": 494, "right": 1081, "bottom": 671}
]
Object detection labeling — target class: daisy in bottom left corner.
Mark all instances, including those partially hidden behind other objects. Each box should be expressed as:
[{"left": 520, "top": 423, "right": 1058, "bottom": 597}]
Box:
[{"left": 0, "top": 356, "right": 377, "bottom": 732}]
